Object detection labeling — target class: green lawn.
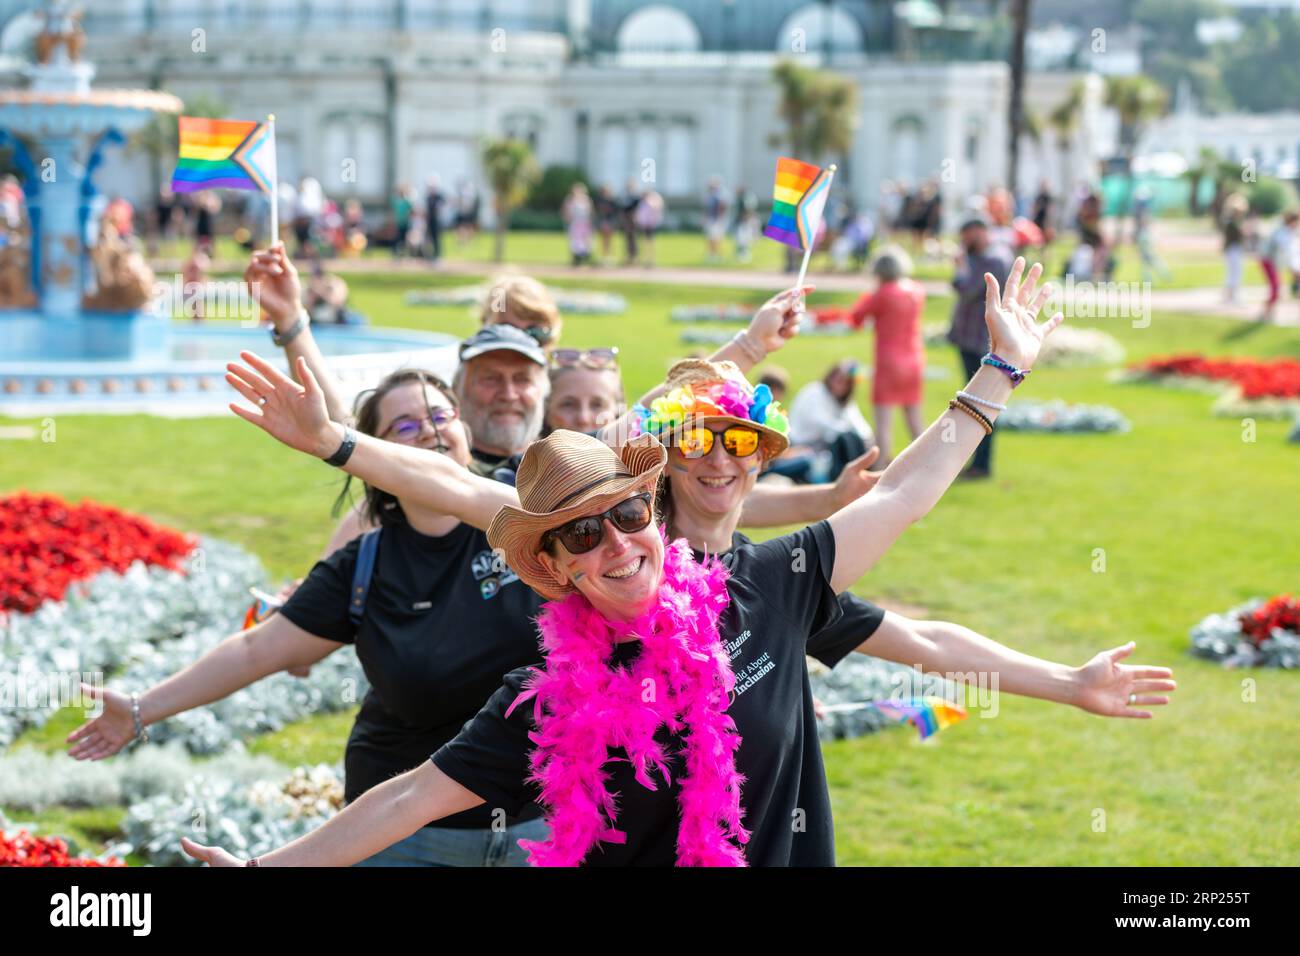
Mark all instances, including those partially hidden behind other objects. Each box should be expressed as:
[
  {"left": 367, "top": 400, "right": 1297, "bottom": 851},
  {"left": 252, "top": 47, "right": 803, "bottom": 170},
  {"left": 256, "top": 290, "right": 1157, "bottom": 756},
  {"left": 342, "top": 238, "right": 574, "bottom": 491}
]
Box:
[
  {"left": 3, "top": 266, "right": 1297, "bottom": 864},
  {"left": 163, "top": 224, "right": 1242, "bottom": 291}
]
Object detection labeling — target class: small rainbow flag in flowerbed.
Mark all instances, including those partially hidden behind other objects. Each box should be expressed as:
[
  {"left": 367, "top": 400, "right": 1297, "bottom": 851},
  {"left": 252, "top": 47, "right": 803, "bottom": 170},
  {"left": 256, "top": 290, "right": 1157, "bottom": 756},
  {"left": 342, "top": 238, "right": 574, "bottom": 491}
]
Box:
[
  {"left": 763, "top": 156, "right": 834, "bottom": 251},
  {"left": 872, "top": 696, "right": 968, "bottom": 740},
  {"left": 819, "top": 695, "right": 968, "bottom": 740},
  {"left": 171, "top": 115, "right": 276, "bottom": 194}
]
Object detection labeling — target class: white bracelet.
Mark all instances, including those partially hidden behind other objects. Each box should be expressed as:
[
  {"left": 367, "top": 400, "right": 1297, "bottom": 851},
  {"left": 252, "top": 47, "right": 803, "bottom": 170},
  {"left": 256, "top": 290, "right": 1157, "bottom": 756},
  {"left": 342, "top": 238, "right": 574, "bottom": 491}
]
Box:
[
  {"left": 731, "top": 329, "right": 764, "bottom": 364},
  {"left": 956, "top": 389, "right": 1007, "bottom": 412}
]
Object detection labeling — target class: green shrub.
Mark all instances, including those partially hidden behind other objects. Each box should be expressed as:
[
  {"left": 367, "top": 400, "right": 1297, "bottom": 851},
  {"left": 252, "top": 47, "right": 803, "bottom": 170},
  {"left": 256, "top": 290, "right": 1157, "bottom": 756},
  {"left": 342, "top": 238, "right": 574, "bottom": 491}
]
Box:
[
  {"left": 1247, "top": 177, "right": 1299, "bottom": 216},
  {"left": 525, "top": 164, "right": 589, "bottom": 212}
]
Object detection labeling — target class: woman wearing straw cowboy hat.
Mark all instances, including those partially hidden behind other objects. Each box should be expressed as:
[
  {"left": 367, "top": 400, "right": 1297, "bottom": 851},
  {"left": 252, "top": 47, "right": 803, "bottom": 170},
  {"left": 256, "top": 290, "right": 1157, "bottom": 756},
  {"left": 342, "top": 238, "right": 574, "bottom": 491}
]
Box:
[{"left": 186, "top": 258, "right": 1176, "bottom": 866}]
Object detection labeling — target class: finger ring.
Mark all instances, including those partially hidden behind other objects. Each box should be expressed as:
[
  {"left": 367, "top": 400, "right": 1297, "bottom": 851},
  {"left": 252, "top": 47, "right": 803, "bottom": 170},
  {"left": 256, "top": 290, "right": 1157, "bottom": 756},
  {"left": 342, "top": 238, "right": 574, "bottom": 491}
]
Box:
[
  {"left": 1128, "top": 693, "right": 1137, "bottom": 705},
  {"left": 258, "top": 396, "right": 268, "bottom": 407}
]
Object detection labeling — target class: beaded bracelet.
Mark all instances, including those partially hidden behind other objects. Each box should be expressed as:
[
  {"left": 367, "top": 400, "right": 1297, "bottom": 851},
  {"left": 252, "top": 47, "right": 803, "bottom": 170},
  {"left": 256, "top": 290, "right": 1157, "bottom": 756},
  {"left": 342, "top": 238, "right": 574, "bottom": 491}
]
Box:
[
  {"left": 948, "top": 398, "right": 993, "bottom": 435},
  {"left": 981, "top": 352, "right": 1030, "bottom": 387},
  {"left": 956, "top": 389, "right": 1008, "bottom": 412},
  {"left": 954, "top": 395, "right": 995, "bottom": 432}
]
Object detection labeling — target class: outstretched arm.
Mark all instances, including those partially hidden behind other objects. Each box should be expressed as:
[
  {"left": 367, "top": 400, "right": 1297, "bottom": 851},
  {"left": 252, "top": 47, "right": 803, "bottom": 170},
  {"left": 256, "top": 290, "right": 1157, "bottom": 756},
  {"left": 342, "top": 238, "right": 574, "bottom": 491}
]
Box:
[
  {"left": 739, "top": 447, "right": 881, "bottom": 527},
  {"left": 827, "top": 258, "right": 1062, "bottom": 592},
  {"left": 225, "top": 351, "right": 518, "bottom": 531},
  {"left": 66, "top": 615, "right": 342, "bottom": 760},
  {"left": 860, "top": 613, "right": 1177, "bottom": 718},
  {"left": 182, "top": 760, "right": 483, "bottom": 866}
]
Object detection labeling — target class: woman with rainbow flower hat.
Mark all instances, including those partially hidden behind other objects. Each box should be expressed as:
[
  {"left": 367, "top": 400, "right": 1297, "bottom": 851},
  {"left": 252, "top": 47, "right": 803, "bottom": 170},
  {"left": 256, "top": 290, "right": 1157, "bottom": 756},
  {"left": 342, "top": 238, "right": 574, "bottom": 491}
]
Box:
[{"left": 185, "top": 258, "right": 1178, "bottom": 867}]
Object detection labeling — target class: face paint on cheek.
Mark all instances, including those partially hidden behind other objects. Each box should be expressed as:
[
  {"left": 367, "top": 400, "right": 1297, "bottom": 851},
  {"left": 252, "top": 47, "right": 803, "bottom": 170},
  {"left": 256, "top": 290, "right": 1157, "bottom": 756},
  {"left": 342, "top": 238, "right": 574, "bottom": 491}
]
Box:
[
  {"left": 745, "top": 464, "right": 758, "bottom": 474},
  {"left": 564, "top": 560, "right": 586, "bottom": 584},
  {"left": 670, "top": 463, "right": 690, "bottom": 472}
]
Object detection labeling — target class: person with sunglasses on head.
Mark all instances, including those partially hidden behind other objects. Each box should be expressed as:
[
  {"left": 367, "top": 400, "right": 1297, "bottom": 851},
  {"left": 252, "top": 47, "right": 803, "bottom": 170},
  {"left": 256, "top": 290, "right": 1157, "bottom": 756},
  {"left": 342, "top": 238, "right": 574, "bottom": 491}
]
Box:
[
  {"left": 69, "top": 368, "right": 552, "bottom": 867},
  {"left": 543, "top": 347, "right": 625, "bottom": 437},
  {"left": 189, "top": 258, "right": 1174, "bottom": 867}
]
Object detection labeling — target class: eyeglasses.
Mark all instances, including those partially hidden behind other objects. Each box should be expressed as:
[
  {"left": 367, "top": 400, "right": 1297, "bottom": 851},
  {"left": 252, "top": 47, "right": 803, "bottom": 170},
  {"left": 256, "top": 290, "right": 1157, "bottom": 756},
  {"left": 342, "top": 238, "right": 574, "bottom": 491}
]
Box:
[
  {"left": 671, "top": 425, "right": 760, "bottom": 459},
  {"left": 542, "top": 492, "right": 653, "bottom": 556},
  {"left": 549, "top": 347, "right": 619, "bottom": 370},
  {"left": 383, "top": 406, "right": 459, "bottom": 442}
]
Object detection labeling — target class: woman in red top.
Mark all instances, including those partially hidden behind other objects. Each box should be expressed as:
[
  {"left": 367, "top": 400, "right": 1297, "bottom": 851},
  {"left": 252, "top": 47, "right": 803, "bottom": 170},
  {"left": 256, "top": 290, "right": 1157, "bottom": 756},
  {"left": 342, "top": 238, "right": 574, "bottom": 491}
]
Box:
[{"left": 849, "top": 248, "right": 927, "bottom": 465}]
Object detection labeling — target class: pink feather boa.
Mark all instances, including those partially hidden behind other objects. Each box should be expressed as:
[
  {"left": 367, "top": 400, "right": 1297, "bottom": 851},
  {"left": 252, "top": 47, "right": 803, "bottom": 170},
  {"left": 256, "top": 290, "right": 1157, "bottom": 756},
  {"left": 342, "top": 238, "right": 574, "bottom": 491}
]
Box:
[{"left": 505, "top": 535, "right": 750, "bottom": 866}]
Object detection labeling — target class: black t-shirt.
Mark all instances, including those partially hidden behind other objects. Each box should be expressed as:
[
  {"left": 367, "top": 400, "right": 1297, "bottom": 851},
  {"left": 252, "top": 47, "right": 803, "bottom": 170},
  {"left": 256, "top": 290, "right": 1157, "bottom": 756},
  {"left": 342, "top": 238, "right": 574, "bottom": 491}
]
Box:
[
  {"left": 281, "top": 519, "right": 544, "bottom": 829},
  {"left": 433, "top": 520, "right": 872, "bottom": 865},
  {"left": 711, "top": 531, "right": 885, "bottom": 668}
]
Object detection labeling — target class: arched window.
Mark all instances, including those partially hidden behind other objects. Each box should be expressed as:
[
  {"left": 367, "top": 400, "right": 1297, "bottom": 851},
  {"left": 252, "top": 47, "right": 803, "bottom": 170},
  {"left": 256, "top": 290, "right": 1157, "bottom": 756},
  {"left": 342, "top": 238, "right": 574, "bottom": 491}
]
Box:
[
  {"left": 616, "top": 5, "right": 702, "bottom": 53},
  {"left": 321, "top": 113, "right": 386, "bottom": 197},
  {"left": 664, "top": 123, "right": 694, "bottom": 196},
  {"left": 599, "top": 122, "right": 632, "bottom": 188},
  {"left": 503, "top": 113, "right": 543, "bottom": 152},
  {"left": 775, "top": 4, "right": 864, "bottom": 54},
  {"left": 891, "top": 116, "right": 925, "bottom": 182}
]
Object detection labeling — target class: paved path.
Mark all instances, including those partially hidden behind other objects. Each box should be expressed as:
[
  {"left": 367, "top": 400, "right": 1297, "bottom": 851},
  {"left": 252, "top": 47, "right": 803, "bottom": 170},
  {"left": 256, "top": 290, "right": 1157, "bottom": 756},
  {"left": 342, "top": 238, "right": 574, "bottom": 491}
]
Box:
[{"left": 151, "top": 252, "right": 1300, "bottom": 326}]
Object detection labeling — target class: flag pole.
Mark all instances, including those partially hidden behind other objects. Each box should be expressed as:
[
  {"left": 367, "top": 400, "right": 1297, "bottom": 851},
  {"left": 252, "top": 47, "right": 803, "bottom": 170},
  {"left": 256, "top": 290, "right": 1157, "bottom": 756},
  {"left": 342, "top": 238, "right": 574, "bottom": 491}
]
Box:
[
  {"left": 266, "top": 113, "right": 279, "bottom": 248},
  {"left": 794, "top": 163, "right": 836, "bottom": 291}
]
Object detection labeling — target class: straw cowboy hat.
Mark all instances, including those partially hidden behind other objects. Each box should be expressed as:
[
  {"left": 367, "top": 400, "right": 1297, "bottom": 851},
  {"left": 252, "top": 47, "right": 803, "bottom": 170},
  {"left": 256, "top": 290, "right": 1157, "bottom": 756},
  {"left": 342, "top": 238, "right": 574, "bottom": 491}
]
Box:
[
  {"left": 487, "top": 430, "right": 667, "bottom": 601},
  {"left": 645, "top": 358, "right": 790, "bottom": 463}
]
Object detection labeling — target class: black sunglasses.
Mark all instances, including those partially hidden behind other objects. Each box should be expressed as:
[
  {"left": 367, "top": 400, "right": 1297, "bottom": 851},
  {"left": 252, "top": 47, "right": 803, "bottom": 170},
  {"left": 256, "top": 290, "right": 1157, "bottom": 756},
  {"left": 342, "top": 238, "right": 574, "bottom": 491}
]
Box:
[{"left": 542, "top": 492, "right": 653, "bottom": 556}]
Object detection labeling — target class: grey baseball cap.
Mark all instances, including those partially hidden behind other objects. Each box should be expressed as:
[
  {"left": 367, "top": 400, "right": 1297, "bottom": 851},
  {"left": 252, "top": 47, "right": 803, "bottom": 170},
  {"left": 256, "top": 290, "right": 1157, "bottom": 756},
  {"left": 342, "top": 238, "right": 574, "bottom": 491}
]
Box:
[{"left": 458, "top": 324, "right": 547, "bottom": 366}]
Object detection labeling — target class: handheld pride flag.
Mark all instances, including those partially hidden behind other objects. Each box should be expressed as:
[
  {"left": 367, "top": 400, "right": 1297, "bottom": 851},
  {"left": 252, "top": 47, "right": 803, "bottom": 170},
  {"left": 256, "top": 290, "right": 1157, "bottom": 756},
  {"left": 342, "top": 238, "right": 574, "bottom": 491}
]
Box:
[
  {"left": 172, "top": 114, "right": 280, "bottom": 240},
  {"left": 763, "top": 155, "right": 837, "bottom": 289}
]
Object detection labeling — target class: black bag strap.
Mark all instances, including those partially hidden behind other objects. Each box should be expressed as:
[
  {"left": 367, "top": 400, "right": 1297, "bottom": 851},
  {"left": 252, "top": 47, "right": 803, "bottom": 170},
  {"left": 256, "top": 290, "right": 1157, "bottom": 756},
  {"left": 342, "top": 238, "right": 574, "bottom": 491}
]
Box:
[{"left": 348, "top": 527, "right": 382, "bottom": 626}]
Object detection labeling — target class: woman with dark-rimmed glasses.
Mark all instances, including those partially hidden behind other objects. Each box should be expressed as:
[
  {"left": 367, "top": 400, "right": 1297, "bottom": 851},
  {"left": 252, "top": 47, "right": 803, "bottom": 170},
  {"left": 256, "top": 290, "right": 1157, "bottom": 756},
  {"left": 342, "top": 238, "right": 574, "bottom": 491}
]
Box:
[{"left": 69, "top": 368, "right": 550, "bottom": 867}]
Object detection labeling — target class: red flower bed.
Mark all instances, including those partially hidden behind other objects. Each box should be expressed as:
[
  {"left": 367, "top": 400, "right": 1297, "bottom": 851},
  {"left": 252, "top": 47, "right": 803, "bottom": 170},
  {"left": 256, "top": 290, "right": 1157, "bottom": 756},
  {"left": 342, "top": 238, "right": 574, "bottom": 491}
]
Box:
[
  {"left": 0, "top": 492, "right": 195, "bottom": 615},
  {"left": 0, "top": 829, "right": 125, "bottom": 867},
  {"left": 1241, "top": 594, "right": 1300, "bottom": 648},
  {"left": 1132, "top": 354, "right": 1300, "bottom": 400}
]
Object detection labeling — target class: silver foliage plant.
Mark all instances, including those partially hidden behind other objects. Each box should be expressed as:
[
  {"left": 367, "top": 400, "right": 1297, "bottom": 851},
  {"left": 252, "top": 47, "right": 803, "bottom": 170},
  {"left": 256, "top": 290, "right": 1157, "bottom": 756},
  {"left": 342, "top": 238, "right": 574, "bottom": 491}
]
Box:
[
  {"left": 110, "top": 763, "right": 345, "bottom": 866},
  {"left": 1189, "top": 600, "right": 1300, "bottom": 669},
  {"left": 0, "top": 743, "right": 289, "bottom": 811},
  {"left": 1, "top": 536, "right": 368, "bottom": 753},
  {"left": 996, "top": 400, "right": 1130, "bottom": 433}
]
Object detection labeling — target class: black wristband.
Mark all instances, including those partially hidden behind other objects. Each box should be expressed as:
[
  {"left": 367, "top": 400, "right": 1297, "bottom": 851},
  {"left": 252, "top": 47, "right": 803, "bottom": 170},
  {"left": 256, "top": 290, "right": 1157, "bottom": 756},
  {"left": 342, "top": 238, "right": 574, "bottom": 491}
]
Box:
[
  {"left": 324, "top": 426, "right": 357, "bottom": 467},
  {"left": 271, "top": 313, "right": 307, "bottom": 347}
]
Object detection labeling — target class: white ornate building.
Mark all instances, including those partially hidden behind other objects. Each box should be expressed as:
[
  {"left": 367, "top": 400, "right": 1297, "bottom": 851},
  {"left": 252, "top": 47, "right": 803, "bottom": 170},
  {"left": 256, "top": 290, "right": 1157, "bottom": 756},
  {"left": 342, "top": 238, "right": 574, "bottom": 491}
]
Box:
[{"left": 0, "top": 1, "right": 1107, "bottom": 224}]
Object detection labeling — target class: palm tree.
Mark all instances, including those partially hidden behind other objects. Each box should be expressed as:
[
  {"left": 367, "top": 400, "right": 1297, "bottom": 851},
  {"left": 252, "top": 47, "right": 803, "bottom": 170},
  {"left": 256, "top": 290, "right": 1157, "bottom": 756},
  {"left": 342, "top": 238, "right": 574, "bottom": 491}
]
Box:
[
  {"left": 1005, "top": 0, "right": 1032, "bottom": 200},
  {"left": 1104, "top": 74, "right": 1168, "bottom": 217},
  {"left": 771, "top": 59, "right": 857, "bottom": 269},
  {"left": 1047, "top": 80, "right": 1084, "bottom": 197},
  {"left": 771, "top": 59, "right": 857, "bottom": 162},
  {"left": 1183, "top": 146, "right": 1219, "bottom": 217},
  {"left": 481, "top": 137, "right": 540, "bottom": 263}
]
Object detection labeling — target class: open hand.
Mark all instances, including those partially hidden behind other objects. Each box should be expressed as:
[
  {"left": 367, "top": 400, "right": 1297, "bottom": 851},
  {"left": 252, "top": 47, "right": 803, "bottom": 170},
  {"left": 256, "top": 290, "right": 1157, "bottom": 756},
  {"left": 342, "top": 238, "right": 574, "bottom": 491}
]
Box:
[
  {"left": 226, "top": 351, "right": 339, "bottom": 458},
  {"left": 65, "top": 683, "right": 135, "bottom": 760},
  {"left": 1073, "top": 643, "right": 1177, "bottom": 719},
  {"left": 832, "top": 446, "right": 882, "bottom": 509},
  {"left": 181, "top": 837, "right": 246, "bottom": 867},
  {"left": 983, "top": 257, "right": 1063, "bottom": 370}
]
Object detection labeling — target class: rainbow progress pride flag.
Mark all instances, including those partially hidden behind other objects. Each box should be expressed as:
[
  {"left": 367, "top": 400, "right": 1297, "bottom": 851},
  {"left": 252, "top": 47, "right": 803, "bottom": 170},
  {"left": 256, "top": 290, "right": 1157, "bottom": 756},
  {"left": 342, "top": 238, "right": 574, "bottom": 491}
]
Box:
[
  {"left": 763, "top": 156, "right": 833, "bottom": 251},
  {"left": 872, "top": 697, "right": 968, "bottom": 740},
  {"left": 171, "top": 116, "right": 276, "bottom": 194}
]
